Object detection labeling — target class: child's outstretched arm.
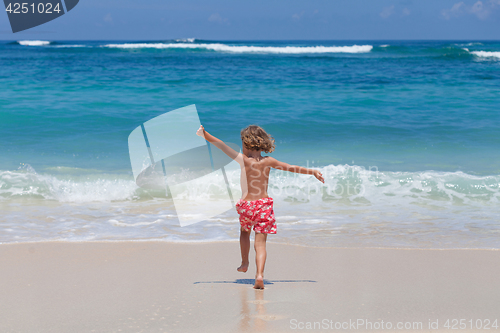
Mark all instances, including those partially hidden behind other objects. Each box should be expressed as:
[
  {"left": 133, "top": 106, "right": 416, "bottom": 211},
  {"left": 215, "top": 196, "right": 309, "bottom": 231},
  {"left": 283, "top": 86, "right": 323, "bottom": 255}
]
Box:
[
  {"left": 267, "top": 157, "right": 324, "bottom": 183},
  {"left": 196, "top": 125, "right": 241, "bottom": 162}
]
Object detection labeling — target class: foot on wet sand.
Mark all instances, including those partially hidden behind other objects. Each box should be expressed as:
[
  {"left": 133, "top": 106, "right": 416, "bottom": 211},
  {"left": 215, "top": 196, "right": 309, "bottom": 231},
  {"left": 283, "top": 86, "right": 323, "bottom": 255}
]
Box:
[
  {"left": 237, "top": 262, "right": 249, "bottom": 273},
  {"left": 254, "top": 276, "right": 264, "bottom": 289}
]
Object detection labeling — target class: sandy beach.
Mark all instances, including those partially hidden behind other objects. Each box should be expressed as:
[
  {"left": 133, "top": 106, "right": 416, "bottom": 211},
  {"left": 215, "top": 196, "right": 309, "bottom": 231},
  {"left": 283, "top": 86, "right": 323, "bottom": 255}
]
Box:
[{"left": 1, "top": 241, "right": 499, "bottom": 332}]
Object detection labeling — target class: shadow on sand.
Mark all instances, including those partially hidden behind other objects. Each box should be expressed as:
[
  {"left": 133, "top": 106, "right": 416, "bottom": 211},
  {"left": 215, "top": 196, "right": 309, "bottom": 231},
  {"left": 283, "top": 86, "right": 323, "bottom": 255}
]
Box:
[{"left": 193, "top": 278, "right": 316, "bottom": 285}]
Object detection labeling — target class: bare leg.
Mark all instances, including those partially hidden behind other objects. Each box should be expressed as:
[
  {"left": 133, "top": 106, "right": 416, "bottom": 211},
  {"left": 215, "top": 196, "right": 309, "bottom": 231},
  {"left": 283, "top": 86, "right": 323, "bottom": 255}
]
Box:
[
  {"left": 237, "top": 228, "right": 251, "bottom": 272},
  {"left": 254, "top": 232, "right": 267, "bottom": 289}
]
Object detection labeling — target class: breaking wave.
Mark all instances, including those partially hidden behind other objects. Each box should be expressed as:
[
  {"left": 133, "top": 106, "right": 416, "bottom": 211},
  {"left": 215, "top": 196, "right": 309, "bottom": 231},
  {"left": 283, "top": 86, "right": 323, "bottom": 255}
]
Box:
[
  {"left": 463, "top": 48, "right": 500, "bottom": 59},
  {"left": 1, "top": 164, "right": 499, "bottom": 207},
  {"left": 102, "top": 42, "right": 374, "bottom": 54},
  {"left": 17, "top": 40, "right": 51, "bottom": 46}
]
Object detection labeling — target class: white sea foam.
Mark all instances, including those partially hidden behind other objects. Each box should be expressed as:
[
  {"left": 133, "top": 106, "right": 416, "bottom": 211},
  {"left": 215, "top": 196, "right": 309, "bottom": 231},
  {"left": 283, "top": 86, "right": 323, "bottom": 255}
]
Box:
[
  {"left": 54, "top": 44, "right": 87, "bottom": 48},
  {"left": 455, "top": 42, "right": 483, "bottom": 47},
  {"left": 1, "top": 165, "right": 499, "bottom": 248},
  {"left": 0, "top": 168, "right": 138, "bottom": 203},
  {"left": 470, "top": 50, "right": 500, "bottom": 59},
  {"left": 2, "top": 165, "right": 499, "bottom": 206},
  {"left": 103, "top": 42, "right": 373, "bottom": 54},
  {"left": 109, "top": 219, "right": 162, "bottom": 227},
  {"left": 18, "top": 40, "right": 50, "bottom": 46},
  {"left": 463, "top": 48, "right": 500, "bottom": 59},
  {"left": 175, "top": 38, "right": 195, "bottom": 43}
]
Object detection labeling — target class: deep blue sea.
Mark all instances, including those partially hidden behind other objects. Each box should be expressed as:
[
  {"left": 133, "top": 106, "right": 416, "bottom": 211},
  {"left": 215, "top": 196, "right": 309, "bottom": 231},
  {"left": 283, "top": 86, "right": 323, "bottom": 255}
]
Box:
[{"left": 1, "top": 39, "right": 499, "bottom": 248}]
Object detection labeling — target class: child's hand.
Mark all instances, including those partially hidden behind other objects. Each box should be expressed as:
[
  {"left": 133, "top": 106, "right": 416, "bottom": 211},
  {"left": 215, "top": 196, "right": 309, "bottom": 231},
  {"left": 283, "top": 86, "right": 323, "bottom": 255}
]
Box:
[
  {"left": 313, "top": 170, "right": 324, "bottom": 183},
  {"left": 196, "top": 125, "right": 205, "bottom": 138}
]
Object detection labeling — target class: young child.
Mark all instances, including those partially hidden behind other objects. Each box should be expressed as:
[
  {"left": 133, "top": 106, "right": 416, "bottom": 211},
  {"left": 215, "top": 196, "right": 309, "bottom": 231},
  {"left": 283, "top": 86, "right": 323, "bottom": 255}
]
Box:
[{"left": 197, "top": 124, "right": 324, "bottom": 289}]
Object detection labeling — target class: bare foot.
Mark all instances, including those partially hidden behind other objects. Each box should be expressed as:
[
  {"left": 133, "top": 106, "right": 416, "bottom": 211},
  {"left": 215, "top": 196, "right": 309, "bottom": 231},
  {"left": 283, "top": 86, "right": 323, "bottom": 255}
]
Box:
[
  {"left": 254, "top": 276, "right": 264, "bottom": 289},
  {"left": 237, "top": 262, "right": 249, "bottom": 273}
]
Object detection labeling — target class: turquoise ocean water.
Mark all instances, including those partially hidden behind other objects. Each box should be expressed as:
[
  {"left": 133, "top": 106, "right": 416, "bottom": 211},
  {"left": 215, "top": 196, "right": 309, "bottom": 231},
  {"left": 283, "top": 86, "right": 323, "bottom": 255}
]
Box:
[{"left": 1, "top": 39, "right": 499, "bottom": 248}]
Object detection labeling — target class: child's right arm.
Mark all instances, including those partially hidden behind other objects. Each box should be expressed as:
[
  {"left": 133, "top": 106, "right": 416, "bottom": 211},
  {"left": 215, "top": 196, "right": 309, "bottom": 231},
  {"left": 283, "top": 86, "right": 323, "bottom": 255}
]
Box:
[
  {"left": 267, "top": 157, "right": 324, "bottom": 183},
  {"left": 196, "top": 125, "right": 241, "bottom": 162}
]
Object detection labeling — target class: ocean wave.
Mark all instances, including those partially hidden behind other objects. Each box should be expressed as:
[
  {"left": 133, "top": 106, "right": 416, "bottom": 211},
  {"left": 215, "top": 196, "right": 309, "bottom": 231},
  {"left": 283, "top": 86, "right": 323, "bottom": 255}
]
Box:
[
  {"left": 462, "top": 48, "right": 500, "bottom": 59},
  {"left": 0, "top": 166, "right": 139, "bottom": 203},
  {"left": 16, "top": 40, "right": 88, "bottom": 48},
  {"left": 470, "top": 50, "right": 500, "bottom": 59},
  {"left": 54, "top": 44, "right": 87, "bottom": 48},
  {"left": 455, "top": 42, "right": 483, "bottom": 47},
  {"left": 109, "top": 219, "right": 162, "bottom": 227},
  {"left": 1, "top": 165, "right": 500, "bottom": 247},
  {"left": 17, "top": 40, "right": 51, "bottom": 46},
  {"left": 174, "top": 38, "right": 195, "bottom": 43},
  {"left": 102, "top": 42, "right": 373, "bottom": 54},
  {"left": 266, "top": 165, "right": 500, "bottom": 208},
  {"left": 1, "top": 164, "right": 499, "bottom": 207},
  {"left": 370, "top": 45, "right": 473, "bottom": 58}
]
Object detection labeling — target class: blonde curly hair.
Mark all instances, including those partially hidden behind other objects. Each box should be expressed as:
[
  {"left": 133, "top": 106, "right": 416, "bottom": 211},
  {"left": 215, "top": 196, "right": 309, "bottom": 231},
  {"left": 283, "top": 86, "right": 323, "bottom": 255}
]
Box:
[{"left": 240, "top": 125, "right": 275, "bottom": 153}]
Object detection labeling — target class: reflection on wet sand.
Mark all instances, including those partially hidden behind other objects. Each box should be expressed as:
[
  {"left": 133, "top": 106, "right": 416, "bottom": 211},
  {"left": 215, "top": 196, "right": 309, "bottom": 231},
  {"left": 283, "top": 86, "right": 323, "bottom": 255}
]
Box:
[
  {"left": 239, "top": 286, "right": 251, "bottom": 331},
  {"left": 193, "top": 278, "right": 315, "bottom": 331},
  {"left": 253, "top": 289, "right": 268, "bottom": 331},
  {"left": 239, "top": 287, "right": 268, "bottom": 332}
]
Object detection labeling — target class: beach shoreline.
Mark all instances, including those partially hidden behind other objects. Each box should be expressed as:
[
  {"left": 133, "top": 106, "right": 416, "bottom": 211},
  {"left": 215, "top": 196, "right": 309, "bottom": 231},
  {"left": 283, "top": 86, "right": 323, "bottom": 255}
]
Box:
[{"left": 1, "top": 241, "right": 499, "bottom": 332}]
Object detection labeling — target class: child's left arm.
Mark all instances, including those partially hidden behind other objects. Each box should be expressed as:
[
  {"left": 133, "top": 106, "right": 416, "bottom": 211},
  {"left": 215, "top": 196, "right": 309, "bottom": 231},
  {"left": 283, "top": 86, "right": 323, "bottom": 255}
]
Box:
[{"left": 267, "top": 157, "right": 324, "bottom": 183}]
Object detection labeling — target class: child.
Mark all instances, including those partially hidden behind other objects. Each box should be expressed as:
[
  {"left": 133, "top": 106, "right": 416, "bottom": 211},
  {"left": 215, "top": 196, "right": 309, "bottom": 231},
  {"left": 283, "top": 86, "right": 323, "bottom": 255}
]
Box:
[{"left": 197, "top": 124, "right": 324, "bottom": 289}]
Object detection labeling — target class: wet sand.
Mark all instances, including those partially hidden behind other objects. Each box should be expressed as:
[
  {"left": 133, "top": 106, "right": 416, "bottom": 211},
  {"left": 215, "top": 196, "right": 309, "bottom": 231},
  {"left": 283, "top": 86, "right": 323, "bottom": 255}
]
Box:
[{"left": 1, "top": 241, "right": 499, "bottom": 332}]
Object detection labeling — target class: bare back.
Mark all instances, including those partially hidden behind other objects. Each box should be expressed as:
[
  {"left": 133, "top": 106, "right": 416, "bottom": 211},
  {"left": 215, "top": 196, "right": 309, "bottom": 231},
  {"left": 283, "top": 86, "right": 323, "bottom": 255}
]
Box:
[
  {"left": 197, "top": 125, "right": 323, "bottom": 203},
  {"left": 241, "top": 155, "right": 272, "bottom": 201}
]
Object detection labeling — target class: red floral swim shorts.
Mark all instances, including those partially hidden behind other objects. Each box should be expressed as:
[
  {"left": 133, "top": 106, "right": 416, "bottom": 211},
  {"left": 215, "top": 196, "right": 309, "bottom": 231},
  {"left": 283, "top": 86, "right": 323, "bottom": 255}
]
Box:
[{"left": 235, "top": 197, "right": 277, "bottom": 234}]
